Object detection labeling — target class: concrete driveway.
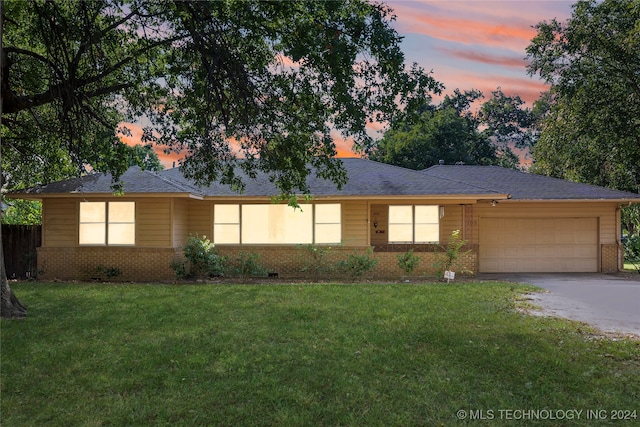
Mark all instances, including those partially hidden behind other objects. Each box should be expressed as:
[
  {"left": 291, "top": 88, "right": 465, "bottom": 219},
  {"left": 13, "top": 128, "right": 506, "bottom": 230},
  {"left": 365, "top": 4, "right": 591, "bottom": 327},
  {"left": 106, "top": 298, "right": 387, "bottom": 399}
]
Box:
[{"left": 481, "top": 273, "right": 640, "bottom": 337}]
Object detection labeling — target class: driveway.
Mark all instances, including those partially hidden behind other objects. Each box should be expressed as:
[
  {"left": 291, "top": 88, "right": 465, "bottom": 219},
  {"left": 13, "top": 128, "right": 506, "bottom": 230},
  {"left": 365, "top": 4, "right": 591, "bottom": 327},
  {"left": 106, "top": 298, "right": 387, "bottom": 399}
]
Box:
[{"left": 480, "top": 273, "right": 640, "bottom": 337}]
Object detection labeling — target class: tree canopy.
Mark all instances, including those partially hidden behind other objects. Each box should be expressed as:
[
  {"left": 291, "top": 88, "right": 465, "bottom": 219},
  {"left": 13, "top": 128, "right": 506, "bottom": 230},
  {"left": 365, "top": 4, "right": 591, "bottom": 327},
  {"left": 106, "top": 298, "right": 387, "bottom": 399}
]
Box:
[
  {"left": 1, "top": 0, "right": 441, "bottom": 318},
  {"left": 369, "top": 88, "right": 527, "bottom": 170},
  {"left": 2, "top": 0, "right": 440, "bottom": 195},
  {"left": 526, "top": 0, "right": 640, "bottom": 194}
]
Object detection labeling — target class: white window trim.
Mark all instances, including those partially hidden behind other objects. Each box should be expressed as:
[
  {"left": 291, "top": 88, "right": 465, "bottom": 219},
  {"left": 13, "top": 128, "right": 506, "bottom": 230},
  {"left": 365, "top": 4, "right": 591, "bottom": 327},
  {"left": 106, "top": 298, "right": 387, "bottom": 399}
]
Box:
[
  {"left": 213, "top": 203, "right": 341, "bottom": 245},
  {"left": 388, "top": 205, "right": 440, "bottom": 244},
  {"left": 79, "top": 201, "right": 135, "bottom": 246}
]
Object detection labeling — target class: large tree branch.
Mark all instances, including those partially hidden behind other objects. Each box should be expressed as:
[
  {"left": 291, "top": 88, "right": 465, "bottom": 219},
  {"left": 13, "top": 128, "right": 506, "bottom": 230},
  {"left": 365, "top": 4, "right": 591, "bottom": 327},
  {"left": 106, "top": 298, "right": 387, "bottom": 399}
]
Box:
[
  {"left": 3, "top": 81, "right": 132, "bottom": 114},
  {"left": 3, "top": 46, "right": 65, "bottom": 80}
]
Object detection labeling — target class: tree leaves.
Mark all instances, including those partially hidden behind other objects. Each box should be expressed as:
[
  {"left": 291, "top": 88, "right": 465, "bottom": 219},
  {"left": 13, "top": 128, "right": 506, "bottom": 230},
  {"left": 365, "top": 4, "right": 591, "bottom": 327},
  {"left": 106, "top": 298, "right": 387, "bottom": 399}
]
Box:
[
  {"left": 527, "top": 0, "right": 640, "bottom": 194},
  {"left": 2, "top": 0, "right": 441, "bottom": 198}
]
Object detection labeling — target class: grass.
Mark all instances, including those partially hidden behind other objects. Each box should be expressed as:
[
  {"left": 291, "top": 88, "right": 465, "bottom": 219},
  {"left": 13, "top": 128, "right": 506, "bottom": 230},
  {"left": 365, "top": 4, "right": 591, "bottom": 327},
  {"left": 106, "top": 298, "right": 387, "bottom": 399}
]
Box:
[
  {"left": 624, "top": 262, "right": 640, "bottom": 273},
  {"left": 2, "top": 281, "right": 639, "bottom": 426}
]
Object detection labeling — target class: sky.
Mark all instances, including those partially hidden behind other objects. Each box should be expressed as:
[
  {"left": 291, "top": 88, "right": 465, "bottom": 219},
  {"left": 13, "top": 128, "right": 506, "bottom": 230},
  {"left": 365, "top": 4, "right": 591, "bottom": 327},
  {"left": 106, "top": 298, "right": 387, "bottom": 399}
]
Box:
[
  {"left": 123, "top": 0, "right": 576, "bottom": 167},
  {"left": 386, "top": 0, "right": 574, "bottom": 104}
]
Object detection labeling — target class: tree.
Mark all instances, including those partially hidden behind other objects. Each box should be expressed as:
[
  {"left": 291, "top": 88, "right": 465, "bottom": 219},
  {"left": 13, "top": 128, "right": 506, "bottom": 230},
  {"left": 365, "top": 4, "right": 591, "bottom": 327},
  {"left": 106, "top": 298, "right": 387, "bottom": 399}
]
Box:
[
  {"left": 1, "top": 0, "right": 440, "bottom": 317},
  {"left": 369, "top": 89, "right": 523, "bottom": 169},
  {"left": 526, "top": 0, "right": 640, "bottom": 194},
  {"left": 478, "top": 88, "right": 541, "bottom": 150},
  {"left": 2, "top": 199, "right": 41, "bottom": 225},
  {"left": 128, "top": 144, "right": 163, "bottom": 172}
]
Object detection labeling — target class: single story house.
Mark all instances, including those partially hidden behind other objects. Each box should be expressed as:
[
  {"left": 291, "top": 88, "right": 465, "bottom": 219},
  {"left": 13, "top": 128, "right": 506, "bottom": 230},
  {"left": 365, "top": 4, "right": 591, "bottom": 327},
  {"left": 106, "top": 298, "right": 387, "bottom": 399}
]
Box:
[{"left": 9, "top": 158, "right": 640, "bottom": 281}]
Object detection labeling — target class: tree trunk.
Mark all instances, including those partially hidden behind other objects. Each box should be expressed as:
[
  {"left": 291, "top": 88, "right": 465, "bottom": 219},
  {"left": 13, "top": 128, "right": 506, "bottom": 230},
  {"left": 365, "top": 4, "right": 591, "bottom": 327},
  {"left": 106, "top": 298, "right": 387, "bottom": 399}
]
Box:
[
  {"left": 0, "top": 234, "right": 27, "bottom": 318},
  {"left": 0, "top": 0, "right": 27, "bottom": 318}
]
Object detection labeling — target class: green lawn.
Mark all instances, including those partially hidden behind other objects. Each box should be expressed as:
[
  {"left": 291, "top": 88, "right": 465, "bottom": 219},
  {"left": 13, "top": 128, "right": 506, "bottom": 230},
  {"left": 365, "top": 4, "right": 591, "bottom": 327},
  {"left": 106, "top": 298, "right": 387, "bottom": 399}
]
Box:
[
  {"left": 624, "top": 262, "right": 640, "bottom": 273},
  {"left": 2, "top": 281, "right": 639, "bottom": 426}
]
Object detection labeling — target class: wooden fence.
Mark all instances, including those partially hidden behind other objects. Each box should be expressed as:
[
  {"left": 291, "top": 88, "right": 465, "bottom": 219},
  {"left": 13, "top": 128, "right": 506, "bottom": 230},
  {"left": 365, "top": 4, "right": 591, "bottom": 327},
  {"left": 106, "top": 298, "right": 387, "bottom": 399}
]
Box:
[{"left": 2, "top": 225, "right": 42, "bottom": 279}]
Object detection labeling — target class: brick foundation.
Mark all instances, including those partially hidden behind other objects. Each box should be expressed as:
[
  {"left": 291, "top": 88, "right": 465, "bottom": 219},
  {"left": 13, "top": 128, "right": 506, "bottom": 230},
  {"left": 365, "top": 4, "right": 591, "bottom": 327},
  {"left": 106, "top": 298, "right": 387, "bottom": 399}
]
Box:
[
  {"left": 38, "top": 247, "right": 180, "bottom": 282},
  {"left": 37, "top": 245, "right": 480, "bottom": 282}
]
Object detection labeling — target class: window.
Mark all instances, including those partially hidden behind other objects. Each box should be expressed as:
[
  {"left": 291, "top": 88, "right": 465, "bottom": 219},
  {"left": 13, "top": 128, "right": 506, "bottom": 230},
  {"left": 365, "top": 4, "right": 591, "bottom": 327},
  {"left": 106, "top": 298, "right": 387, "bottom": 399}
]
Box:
[
  {"left": 388, "top": 205, "right": 439, "bottom": 243},
  {"left": 212, "top": 203, "right": 341, "bottom": 245},
  {"left": 242, "top": 204, "right": 312, "bottom": 244},
  {"left": 79, "top": 202, "right": 106, "bottom": 245},
  {"left": 314, "top": 204, "right": 341, "bottom": 244},
  {"left": 79, "top": 202, "right": 135, "bottom": 245},
  {"left": 388, "top": 206, "right": 413, "bottom": 243},
  {"left": 214, "top": 204, "right": 240, "bottom": 244}
]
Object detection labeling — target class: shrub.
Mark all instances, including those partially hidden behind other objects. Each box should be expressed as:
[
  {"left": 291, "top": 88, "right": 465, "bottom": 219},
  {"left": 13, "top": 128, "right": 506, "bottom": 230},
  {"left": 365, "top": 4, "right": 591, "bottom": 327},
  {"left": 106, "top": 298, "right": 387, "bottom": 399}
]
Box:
[
  {"left": 228, "top": 251, "right": 268, "bottom": 279},
  {"left": 433, "top": 230, "right": 470, "bottom": 278},
  {"left": 180, "top": 234, "right": 226, "bottom": 278},
  {"left": 170, "top": 258, "right": 189, "bottom": 280},
  {"left": 397, "top": 249, "right": 420, "bottom": 275},
  {"left": 300, "top": 244, "right": 335, "bottom": 280},
  {"left": 337, "top": 248, "right": 378, "bottom": 280},
  {"left": 94, "top": 265, "right": 122, "bottom": 281}
]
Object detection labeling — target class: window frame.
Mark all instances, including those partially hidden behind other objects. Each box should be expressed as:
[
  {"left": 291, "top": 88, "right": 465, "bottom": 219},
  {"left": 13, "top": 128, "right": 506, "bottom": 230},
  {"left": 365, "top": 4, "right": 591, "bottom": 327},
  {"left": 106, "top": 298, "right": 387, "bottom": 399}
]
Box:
[
  {"left": 212, "top": 203, "right": 341, "bottom": 245},
  {"left": 388, "top": 205, "right": 440, "bottom": 244},
  {"left": 79, "top": 201, "right": 136, "bottom": 246}
]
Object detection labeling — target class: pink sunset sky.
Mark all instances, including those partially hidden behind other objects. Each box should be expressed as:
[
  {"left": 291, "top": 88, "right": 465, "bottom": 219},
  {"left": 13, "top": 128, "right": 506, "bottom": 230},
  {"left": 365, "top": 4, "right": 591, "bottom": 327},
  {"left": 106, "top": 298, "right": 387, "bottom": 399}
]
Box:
[
  {"left": 121, "top": 0, "right": 575, "bottom": 166},
  {"left": 388, "top": 0, "right": 573, "bottom": 104}
]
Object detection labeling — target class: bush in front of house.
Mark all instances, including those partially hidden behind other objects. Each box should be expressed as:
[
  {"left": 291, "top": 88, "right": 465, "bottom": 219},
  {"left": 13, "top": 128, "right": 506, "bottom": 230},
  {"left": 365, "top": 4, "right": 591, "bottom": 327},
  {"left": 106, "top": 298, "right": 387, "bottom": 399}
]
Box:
[
  {"left": 227, "top": 251, "right": 268, "bottom": 279},
  {"left": 397, "top": 249, "right": 420, "bottom": 275},
  {"left": 337, "top": 248, "right": 378, "bottom": 279},
  {"left": 299, "top": 244, "right": 335, "bottom": 280},
  {"left": 433, "top": 230, "right": 470, "bottom": 278},
  {"left": 172, "top": 234, "right": 226, "bottom": 279}
]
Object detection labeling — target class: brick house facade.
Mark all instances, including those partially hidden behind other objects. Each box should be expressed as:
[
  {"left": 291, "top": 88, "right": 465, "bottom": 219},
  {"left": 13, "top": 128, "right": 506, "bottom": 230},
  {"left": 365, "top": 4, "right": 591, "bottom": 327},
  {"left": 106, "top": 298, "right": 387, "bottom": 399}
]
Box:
[{"left": 10, "top": 159, "right": 639, "bottom": 281}]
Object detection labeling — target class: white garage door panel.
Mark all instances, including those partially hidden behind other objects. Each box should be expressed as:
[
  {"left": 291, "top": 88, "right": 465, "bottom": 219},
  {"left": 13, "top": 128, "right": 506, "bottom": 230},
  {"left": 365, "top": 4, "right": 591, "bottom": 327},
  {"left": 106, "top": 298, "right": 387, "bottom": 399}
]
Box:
[{"left": 480, "top": 218, "right": 598, "bottom": 273}]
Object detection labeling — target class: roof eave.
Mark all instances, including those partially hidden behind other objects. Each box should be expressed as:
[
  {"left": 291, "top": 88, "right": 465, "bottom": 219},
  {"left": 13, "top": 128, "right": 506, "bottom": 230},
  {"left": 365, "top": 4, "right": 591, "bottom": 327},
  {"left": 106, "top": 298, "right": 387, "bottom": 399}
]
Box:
[
  {"left": 502, "top": 198, "right": 640, "bottom": 203},
  {"left": 199, "top": 193, "right": 511, "bottom": 202},
  {"left": 5, "top": 192, "right": 198, "bottom": 200}
]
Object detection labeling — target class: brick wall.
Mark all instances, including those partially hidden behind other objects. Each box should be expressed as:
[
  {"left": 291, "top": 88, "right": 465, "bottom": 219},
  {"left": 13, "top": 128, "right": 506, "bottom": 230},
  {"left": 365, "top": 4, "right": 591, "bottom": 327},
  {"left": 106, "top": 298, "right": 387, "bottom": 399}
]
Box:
[
  {"left": 38, "top": 247, "right": 180, "bottom": 281},
  {"left": 38, "top": 245, "right": 480, "bottom": 282},
  {"left": 38, "top": 246, "right": 477, "bottom": 282},
  {"left": 601, "top": 244, "right": 620, "bottom": 273}
]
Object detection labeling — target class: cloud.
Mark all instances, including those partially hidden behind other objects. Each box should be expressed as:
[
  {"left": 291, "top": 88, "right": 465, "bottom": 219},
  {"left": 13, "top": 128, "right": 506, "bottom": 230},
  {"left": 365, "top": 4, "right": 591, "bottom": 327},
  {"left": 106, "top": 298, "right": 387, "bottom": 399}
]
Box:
[
  {"left": 438, "top": 48, "right": 529, "bottom": 68},
  {"left": 390, "top": 2, "right": 538, "bottom": 51}
]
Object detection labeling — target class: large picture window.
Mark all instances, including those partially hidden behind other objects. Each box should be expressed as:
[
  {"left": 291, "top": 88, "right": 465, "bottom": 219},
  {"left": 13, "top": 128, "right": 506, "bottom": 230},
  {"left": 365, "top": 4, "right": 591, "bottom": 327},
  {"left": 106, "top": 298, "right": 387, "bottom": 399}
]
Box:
[
  {"left": 79, "top": 202, "right": 135, "bottom": 245},
  {"left": 213, "top": 203, "right": 341, "bottom": 245},
  {"left": 242, "top": 204, "right": 312, "bottom": 244},
  {"left": 388, "top": 205, "right": 439, "bottom": 243}
]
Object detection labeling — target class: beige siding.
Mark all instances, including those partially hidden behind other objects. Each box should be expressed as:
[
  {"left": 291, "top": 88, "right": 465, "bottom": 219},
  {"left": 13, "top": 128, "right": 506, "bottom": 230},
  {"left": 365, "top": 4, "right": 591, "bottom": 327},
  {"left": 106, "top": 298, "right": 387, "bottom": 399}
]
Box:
[
  {"left": 136, "top": 198, "right": 172, "bottom": 247},
  {"left": 172, "top": 198, "right": 189, "bottom": 248},
  {"left": 188, "top": 200, "right": 213, "bottom": 241},
  {"left": 369, "top": 203, "right": 464, "bottom": 246},
  {"left": 441, "top": 205, "right": 463, "bottom": 242},
  {"left": 342, "top": 201, "right": 368, "bottom": 246},
  {"left": 42, "top": 199, "right": 77, "bottom": 247}
]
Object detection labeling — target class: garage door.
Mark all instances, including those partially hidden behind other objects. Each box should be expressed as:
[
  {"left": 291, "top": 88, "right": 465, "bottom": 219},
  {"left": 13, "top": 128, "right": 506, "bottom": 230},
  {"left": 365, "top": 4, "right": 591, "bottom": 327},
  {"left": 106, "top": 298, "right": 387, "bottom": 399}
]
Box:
[{"left": 479, "top": 218, "right": 598, "bottom": 273}]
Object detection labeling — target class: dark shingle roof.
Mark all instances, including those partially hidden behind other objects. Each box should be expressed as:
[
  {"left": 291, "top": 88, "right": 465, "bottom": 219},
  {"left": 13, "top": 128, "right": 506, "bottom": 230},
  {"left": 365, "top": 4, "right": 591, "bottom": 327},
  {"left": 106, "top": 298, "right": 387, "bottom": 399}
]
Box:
[
  {"left": 13, "top": 167, "right": 195, "bottom": 196},
  {"left": 423, "top": 165, "right": 640, "bottom": 201},
  {"left": 159, "top": 158, "right": 503, "bottom": 197},
  {"left": 11, "top": 160, "right": 639, "bottom": 202}
]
